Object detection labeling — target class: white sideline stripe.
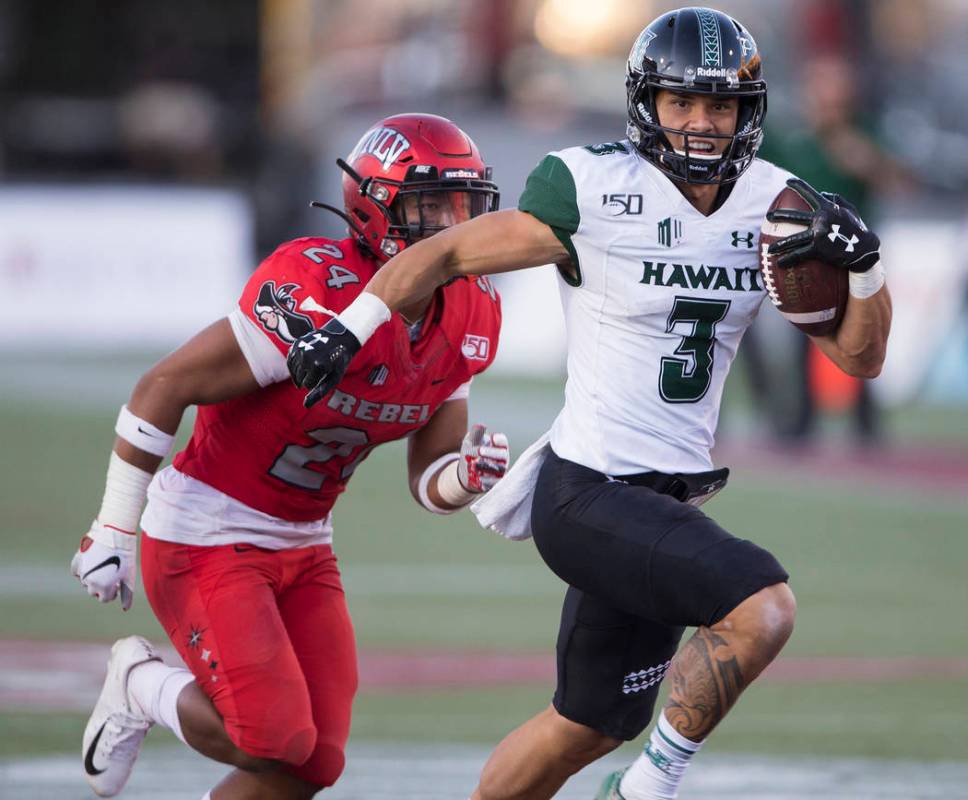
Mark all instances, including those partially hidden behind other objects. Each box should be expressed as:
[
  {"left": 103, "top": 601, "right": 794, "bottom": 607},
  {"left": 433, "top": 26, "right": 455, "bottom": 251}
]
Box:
[
  {"left": 0, "top": 563, "right": 559, "bottom": 598},
  {"left": 2, "top": 744, "right": 968, "bottom": 798}
]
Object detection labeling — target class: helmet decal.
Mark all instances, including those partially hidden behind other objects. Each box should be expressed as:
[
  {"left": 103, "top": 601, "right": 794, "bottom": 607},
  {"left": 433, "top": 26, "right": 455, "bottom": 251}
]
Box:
[
  {"left": 441, "top": 168, "right": 481, "bottom": 179},
  {"left": 695, "top": 8, "right": 722, "bottom": 68},
  {"left": 349, "top": 127, "right": 413, "bottom": 172},
  {"left": 738, "top": 34, "right": 754, "bottom": 60},
  {"left": 628, "top": 28, "right": 656, "bottom": 69}
]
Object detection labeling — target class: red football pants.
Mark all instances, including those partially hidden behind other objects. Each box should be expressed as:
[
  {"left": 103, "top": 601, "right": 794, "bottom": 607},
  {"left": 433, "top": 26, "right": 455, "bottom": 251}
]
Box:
[{"left": 141, "top": 533, "right": 358, "bottom": 788}]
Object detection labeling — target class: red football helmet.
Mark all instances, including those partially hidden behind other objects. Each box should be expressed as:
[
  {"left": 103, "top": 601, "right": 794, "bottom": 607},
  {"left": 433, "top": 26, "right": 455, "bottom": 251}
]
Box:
[{"left": 337, "top": 113, "right": 499, "bottom": 261}]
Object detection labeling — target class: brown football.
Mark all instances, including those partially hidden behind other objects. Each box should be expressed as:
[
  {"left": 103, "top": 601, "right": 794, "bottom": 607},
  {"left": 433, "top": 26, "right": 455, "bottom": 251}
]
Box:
[{"left": 759, "top": 187, "right": 848, "bottom": 336}]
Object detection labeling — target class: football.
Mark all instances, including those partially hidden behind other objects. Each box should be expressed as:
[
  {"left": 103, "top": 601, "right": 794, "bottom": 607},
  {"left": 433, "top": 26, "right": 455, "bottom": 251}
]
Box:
[{"left": 759, "top": 187, "right": 848, "bottom": 336}]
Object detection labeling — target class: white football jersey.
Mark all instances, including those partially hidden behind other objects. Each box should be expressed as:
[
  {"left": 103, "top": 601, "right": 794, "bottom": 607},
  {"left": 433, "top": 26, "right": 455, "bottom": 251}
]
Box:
[{"left": 518, "top": 142, "right": 794, "bottom": 475}]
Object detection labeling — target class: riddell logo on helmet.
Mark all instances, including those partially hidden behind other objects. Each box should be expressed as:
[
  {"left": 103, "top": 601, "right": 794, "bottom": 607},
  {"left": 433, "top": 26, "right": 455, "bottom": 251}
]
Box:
[
  {"left": 696, "top": 66, "right": 728, "bottom": 78},
  {"left": 351, "top": 127, "right": 412, "bottom": 172}
]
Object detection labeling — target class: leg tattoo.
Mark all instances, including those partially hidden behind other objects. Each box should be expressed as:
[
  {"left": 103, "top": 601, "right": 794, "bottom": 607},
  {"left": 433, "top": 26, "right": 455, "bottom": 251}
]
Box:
[{"left": 664, "top": 627, "right": 746, "bottom": 741}]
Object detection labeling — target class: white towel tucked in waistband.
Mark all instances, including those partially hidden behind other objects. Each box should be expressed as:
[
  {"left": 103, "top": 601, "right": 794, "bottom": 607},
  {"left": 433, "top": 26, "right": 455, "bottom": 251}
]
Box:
[{"left": 470, "top": 431, "right": 551, "bottom": 541}]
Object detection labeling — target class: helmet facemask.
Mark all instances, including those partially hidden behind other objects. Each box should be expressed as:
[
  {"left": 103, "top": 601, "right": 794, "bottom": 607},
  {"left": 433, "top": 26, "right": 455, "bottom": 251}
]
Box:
[
  {"left": 381, "top": 166, "right": 499, "bottom": 256},
  {"left": 626, "top": 76, "right": 766, "bottom": 185}
]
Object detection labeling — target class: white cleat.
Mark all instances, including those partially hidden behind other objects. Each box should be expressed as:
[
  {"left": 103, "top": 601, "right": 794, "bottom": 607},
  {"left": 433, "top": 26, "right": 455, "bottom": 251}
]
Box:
[{"left": 82, "top": 636, "right": 161, "bottom": 797}]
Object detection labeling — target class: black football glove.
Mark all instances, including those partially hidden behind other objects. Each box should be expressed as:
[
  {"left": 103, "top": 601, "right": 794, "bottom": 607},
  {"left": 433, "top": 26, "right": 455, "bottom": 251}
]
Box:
[
  {"left": 287, "top": 318, "right": 362, "bottom": 408},
  {"left": 766, "top": 177, "right": 880, "bottom": 272}
]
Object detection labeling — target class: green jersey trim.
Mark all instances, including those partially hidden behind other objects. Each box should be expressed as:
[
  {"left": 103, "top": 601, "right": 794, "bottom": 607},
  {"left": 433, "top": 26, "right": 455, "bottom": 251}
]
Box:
[{"left": 518, "top": 154, "right": 582, "bottom": 286}]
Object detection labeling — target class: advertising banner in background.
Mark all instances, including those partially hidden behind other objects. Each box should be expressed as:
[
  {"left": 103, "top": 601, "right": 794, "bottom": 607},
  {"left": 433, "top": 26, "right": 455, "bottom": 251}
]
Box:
[{"left": 0, "top": 187, "right": 252, "bottom": 349}]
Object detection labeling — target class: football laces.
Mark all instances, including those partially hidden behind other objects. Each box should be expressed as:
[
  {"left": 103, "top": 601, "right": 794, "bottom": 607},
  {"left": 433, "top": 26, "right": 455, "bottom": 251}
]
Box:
[{"left": 760, "top": 245, "right": 782, "bottom": 307}]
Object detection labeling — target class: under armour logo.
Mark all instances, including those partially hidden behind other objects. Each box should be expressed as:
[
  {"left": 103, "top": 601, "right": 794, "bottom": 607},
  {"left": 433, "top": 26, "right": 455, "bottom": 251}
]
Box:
[
  {"left": 731, "top": 230, "right": 754, "bottom": 248},
  {"left": 297, "top": 333, "right": 329, "bottom": 351},
  {"left": 828, "top": 224, "right": 859, "bottom": 252}
]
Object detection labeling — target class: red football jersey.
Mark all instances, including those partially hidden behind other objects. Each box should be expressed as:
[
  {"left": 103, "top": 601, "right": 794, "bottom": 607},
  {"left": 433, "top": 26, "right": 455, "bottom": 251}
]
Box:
[{"left": 173, "top": 237, "right": 502, "bottom": 522}]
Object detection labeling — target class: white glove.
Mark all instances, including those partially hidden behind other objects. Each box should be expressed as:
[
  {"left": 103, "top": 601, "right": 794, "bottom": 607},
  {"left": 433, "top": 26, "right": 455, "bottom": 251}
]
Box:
[
  {"left": 70, "top": 520, "right": 137, "bottom": 611},
  {"left": 458, "top": 424, "right": 510, "bottom": 493}
]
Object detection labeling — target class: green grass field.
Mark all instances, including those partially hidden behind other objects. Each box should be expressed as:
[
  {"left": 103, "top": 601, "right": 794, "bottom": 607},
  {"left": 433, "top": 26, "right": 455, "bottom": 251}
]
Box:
[{"left": 2, "top": 364, "right": 968, "bottom": 766}]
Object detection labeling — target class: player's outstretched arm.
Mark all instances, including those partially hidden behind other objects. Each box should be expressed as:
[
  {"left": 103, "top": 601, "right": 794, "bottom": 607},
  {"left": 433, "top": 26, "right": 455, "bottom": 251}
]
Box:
[
  {"left": 70, "top": 319, "right": 261, "bottom": 610},
  {"left": 288, "top": 210, "right": 567, "bottom": 407},
  {"left": 368, "top": 208, "right": 568, "bottom": 309},
  {"left": 407, "top": 399, "right": 509, "bottom": 515}
]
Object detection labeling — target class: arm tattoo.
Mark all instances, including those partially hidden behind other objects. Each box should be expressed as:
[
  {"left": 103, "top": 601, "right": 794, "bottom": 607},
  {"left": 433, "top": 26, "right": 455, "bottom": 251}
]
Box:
[{"left": 664, "top": 627, "right": 747, "bottom": 741}]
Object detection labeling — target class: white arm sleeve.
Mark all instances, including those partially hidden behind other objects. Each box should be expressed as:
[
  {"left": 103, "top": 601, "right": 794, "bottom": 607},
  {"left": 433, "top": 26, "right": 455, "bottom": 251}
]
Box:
[
  {"left": 228, "top": 308, "right": 290, "bottom": 387},
  {"left": 445, "top": 378, "right": 472, "bottom": 402}
]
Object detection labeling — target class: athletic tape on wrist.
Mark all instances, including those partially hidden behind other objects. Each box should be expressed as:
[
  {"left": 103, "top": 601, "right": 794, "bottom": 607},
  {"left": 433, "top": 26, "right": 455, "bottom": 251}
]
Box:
[
  {"left": 115, "top": 405, "right": 176, "bottom": 457},
  {"left": 436, "top": 458, "right": 479, "bottom": 508},
  {"left": 339, "top": 292, "right": 392, "bottom": 345},
  {"left": 417, "top": 452, "right": 464, "bottom": 515},
  {"left": 96, "top": 451, "right": 154, "bottom": 535},
  {"left": 848, "top": 261, "right": 885, "bottom": 299}
]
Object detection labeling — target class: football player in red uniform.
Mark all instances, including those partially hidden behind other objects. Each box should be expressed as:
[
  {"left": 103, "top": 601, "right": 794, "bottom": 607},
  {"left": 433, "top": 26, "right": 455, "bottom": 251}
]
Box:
[{"left": 70, "top": 113, "right": 509, "bottom": 800}]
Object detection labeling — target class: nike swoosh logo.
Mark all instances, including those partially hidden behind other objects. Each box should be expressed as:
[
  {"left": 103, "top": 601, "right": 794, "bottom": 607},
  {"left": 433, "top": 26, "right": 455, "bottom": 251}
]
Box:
[
  {"left": 82, "top": 556, "right": 121, "bottom": 580},
  {"left": 299, "top": 296, "right": 338, "bottom": 316},
  {"left": 431, "top": 378, "right": 446, "bottom": 385},
  {"left": 84, "top": 722, "right": 107, "bottom": 775},
  {"left": 137, "top": 425, "right": 159, "bottom": 437}
]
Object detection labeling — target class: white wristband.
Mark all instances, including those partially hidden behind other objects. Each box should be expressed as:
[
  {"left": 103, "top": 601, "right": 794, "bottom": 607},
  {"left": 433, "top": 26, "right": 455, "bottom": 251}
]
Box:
[
  {"left": 339, "top": 292, "right": 392, "bottom": 345},
  {"left": 848, "top": 261, "right": 885, "bottom": 299},
  {"left": 115, "top": 405, "right": 176, "bottom": 458},
  {"left": 97, "top": 451, "right": 154, "bottom": 534},
  {"left": 417, "top": 452, "right": 464, "bottom": 515}
]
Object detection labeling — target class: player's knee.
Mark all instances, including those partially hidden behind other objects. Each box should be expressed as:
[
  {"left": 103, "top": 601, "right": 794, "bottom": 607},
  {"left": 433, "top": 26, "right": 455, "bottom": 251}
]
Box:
[
  {"left": 725, "top": 582, "right": 797, "bottom": 654},
  {"left": 233, "top": 680, "right": 319, "bottom": 766},
  {"left": 291, "top": 740, "right": 347, "bottom": 789},
  {"left": 756, "top": 582, "right": 797, "bottom": 646},
  {"left": 281, "top": 723, "right": 319, "bottom": 767},
  {"left": 234, "top": 721, "right": 317, "bottom": 768}
]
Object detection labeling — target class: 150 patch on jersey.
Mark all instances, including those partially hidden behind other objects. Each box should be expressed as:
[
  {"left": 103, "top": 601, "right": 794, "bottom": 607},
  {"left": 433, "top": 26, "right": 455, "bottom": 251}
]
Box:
[
  {"left": 461, "top": 334, "right": 490, "bottom": 361},
  {"left": 253, "top": 281, "right": 314, "bottom": 344}
]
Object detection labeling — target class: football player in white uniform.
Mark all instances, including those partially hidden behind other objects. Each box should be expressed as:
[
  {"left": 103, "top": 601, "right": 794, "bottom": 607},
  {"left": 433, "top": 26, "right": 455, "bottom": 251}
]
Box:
[{"left": 286, "top": 7, "right": 891, "bottom": 800}]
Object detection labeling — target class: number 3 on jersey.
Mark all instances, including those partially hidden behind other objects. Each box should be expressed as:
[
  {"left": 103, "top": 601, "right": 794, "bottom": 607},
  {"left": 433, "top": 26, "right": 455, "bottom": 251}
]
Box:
[{"left": 659, "top": 298, "right": 731, "bottom": 403}]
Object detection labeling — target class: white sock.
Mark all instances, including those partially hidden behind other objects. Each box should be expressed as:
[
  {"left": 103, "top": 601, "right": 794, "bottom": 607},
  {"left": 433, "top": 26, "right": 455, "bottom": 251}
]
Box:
[
  {"left": 127, "top": 660, "right": 196, "bottom": 745},
  {"left": 619, "top": 711, "right": 703, "bottom": 799}
]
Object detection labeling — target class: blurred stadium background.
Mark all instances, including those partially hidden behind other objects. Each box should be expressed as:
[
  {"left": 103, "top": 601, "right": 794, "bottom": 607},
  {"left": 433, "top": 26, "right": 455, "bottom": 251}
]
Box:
[{"left": 1, "top": 0, "right": 967, "bottom": 797}]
